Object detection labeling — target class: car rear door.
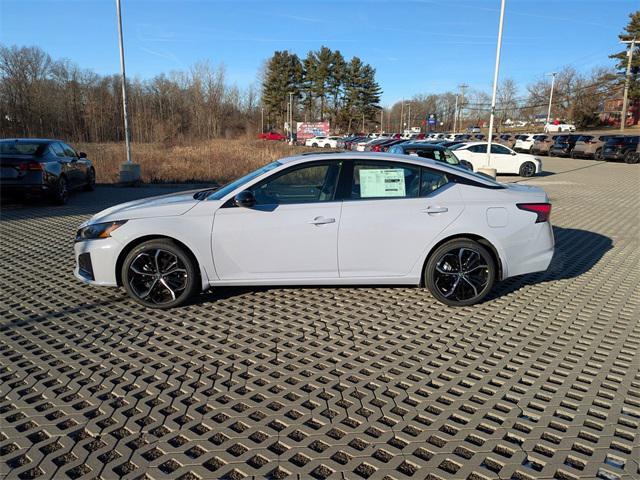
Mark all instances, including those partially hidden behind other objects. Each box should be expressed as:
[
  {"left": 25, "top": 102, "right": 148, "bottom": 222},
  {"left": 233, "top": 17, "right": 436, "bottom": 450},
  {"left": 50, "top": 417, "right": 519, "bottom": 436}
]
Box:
[
  {"left": 337, "top": 160, "right": 464, "bottom": 278},
  {"left": 212, "top": 160, "right": 343, "bottom": 280},
  {"left": 59, "top": 142, "right": 84, "bottom": 186}
]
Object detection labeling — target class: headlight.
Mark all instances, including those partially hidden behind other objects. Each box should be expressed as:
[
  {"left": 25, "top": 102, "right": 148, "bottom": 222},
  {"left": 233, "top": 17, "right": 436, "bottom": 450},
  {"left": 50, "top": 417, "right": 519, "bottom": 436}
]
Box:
[{"left": 75, "top": 220, "right": 127, "bottom": 242}]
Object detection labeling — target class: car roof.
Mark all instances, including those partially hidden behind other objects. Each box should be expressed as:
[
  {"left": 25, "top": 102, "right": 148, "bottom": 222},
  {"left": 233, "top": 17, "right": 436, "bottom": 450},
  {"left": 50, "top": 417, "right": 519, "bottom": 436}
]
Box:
[
  {"left": 0, "top": 138, "right": 60, "bottom": 144},
  {"left": 278, "top": 152, "right": 500, "bottom": 187}
]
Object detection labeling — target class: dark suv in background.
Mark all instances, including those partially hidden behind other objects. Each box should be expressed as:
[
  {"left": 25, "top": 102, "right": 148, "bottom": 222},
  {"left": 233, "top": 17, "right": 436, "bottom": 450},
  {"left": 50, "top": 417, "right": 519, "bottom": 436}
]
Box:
[
  {"left": 0, "top": 138, "right": 95, "bottom": 204},
  {"left": 602, "top": 135, "right": 640, "bottom": 163},
  {"left": 549, "top": 134, "right": 582, "bottom": 157}
]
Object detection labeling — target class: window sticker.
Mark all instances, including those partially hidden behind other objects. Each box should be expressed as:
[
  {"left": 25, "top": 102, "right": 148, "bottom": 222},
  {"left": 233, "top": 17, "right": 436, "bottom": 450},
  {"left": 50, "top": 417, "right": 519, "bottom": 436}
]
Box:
[{"left": 359, "top": 168, "right": 406, "bottom": 198}]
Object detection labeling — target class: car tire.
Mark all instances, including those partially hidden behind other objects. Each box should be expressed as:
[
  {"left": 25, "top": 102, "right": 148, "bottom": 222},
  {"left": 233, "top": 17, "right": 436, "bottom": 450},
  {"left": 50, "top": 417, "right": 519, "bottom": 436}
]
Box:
[
  {"left": 624, "top": 151, "right": 638, "bottom": 164},
  {"left": 324, "top": 143, "right": 331, "bottom": 148},
  {"left": 121, "top": 239, "right": 200, "bottom": 309},
  {"left": 519, "top": 161, "right": 536, "bottom": 177},
  {"left": 424, "top": 239, "right": 496, "bottom": 307},
  {"left": 84, "top": 168, "right": 96, "bottom": 191},
  {"left": 595, "top": 148, "right": 602, "bottom": 160},
  {"left": 52, "top": 176, "right": 69, "bottom": 205},
  {"left": 312, "top": 143, "right": 318, "bottom": 147}
]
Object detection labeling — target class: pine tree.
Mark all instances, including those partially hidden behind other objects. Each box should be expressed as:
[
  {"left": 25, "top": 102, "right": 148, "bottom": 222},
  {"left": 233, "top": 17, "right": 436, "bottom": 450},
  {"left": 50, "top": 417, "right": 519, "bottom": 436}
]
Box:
[
  {"left": 261, "top": 51, "right": 302, "bottom": 129},
  {"left": 610, "top": 11, "right": 640, "bottom": 99}
]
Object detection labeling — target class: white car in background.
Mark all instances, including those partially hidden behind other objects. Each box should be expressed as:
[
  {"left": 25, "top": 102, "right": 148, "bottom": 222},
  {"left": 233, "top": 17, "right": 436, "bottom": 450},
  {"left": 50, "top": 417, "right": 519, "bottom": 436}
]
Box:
[
  {"left": 74, "top": 152, "right": 554, "bottom": 308},
  {"left": 305, "top": 136, "right": 341, "bottom": 148},
  {"left": 544, "top": 122, "right": 576, "bottom": 133},
  {"left": 452, "top": 142, "right": 542, "bottom": 177},
  {"left": 356, "top": 137, "right": 385, "bottom": 151},
  {"left": 514, "top": 134, "right": 537, "bottom": 153}
]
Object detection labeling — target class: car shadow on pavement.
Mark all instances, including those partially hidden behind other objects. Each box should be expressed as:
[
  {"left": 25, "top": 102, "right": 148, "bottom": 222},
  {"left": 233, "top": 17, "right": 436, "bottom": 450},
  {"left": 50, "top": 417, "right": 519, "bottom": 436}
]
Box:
[{"left": 489, "top": 226, "right": 612, "bottom": 299}]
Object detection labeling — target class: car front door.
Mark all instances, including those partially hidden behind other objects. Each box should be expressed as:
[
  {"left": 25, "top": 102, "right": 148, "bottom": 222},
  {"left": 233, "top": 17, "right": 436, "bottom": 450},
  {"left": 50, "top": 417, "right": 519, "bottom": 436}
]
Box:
[
  {"left": 338, "top": 160, "right": 464, "bottom": 278},
  {"left": 490, "top": 144, "right": 518, "bottom": 173},
  {"left": 212, "top": 160, "right": 343, "bottom": 281},
  {"left": 59, "top": 142, "right": 84, "bottom": 186}
]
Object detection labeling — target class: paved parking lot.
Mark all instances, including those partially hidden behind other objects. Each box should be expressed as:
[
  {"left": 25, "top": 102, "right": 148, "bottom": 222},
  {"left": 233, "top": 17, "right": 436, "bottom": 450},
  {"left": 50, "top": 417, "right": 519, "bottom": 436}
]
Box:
[{"left": 1, "top": 158, "right": 639, "bottom": 480}]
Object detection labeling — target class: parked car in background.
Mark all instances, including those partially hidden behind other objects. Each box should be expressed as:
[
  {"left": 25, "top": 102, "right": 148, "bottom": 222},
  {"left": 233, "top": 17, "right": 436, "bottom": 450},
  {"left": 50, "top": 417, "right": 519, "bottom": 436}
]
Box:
[
  {"left": 467, "top": 126, "right": 481, "bottom": 133},
  {"left": 74, "top": 152, "right": 554, "bottom": 308},
  {"left": 343, "top": 136, "right": 366, "bottom": 150},
  {"left": 571, "top": 134, "right": 615, "bottom": 159},
  {"left": 602, "top": 135, "right": 640, "bottom": 163},
  {"left": 387, "top": 142, "right": 472, "bottom": 170},
  {"left": 549, "top": 134, "right": 581, "bottom": 157},
  {"left": 1, "top": 138, "right": 95, "bottom": 204},
  {"left": 531, "top": 134, "right": 556, "bottom": 156},
  {"left": 544, "top": 122, "right": 576, "bottom": 133},
  {"left": 305, "top": 136, "right": 334, "bottom": 147},
  {"left": 514, "top": 134, "right": 537, "bottom": 153},
  {"left": 451, "top": 142, "right": 541, "bottom": 177},
  {"left": 496, "top": 134, "right": 517, "bottom": 149},
  {"left": 259, "top": 131, "right": 286, "bottom": 141}
]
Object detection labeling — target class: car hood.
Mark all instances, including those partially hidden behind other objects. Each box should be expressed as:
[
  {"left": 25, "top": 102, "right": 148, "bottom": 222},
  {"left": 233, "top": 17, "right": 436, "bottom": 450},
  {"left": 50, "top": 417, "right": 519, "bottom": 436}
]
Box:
[{"left": 85, "top": 189, "right": 202, "bottom": 225}]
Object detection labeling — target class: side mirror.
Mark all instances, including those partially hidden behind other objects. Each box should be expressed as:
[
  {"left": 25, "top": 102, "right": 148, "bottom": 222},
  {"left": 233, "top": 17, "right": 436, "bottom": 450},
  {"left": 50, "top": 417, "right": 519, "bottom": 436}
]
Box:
[
  {"left": 234, "top": 190, "right": 255, "bottom": 208},
  {"left": 79, "top": 152, "right": 87, "bottom": 158},
  {"left": 511, "top": 152, "right": 517, "bottom": 155}
]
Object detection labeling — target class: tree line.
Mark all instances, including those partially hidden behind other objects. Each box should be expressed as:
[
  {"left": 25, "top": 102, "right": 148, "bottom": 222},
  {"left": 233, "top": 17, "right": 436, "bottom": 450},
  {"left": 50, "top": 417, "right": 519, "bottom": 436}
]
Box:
[
  {"left": 261, "top": 46, "right": 382, "bottom": 132},
  {"left": 0, "top": 44, "right": 260, "bottom": 143}
]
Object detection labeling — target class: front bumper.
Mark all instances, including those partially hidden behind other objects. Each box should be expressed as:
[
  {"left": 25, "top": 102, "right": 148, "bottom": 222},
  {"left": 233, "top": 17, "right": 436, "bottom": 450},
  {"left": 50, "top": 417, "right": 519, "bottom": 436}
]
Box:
[{"left": 74, "top": 238, "right": 121, "bottom": 286}]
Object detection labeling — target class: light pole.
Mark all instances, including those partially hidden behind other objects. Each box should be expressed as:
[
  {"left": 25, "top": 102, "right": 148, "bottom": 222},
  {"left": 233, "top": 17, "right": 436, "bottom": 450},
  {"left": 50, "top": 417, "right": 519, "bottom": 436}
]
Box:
[
  {"left": 620, "top": 38, "right": 637, "bottom": 132},
  {"left": 116, "top": 0, "right": 140, "bottom": 184},
  {"left": 545, "top": 72, "right": 557, "bottom": 127},
  {"left": 380, "top": 108, "right": 384, "bottom": 134},
  {"left": 453, "top": 94, "right": 459, "bottom": 133},
  {"left": 289, "top": 92, "right": 293, "bottom": 142},
  {"left": 261, "top": 107, "right": 264, "bottom": 134},
  {"left": 483, "top": 0, "right": 506, "bottom": 177},
  {"left": 407, "top": 102, "right": 411, "bottom": 132},
  {"left": 400, "top": 99, "right": 404, "bottom": 133},
  {"left": 458, "top": 83, "right": 468, "bottom": 132}
]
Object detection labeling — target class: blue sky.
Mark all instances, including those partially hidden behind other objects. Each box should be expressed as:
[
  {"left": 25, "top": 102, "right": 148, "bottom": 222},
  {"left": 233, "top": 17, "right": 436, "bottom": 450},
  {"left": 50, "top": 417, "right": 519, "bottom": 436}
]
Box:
[{"left": 0, "top": 0, "right": 635, "bottom": 105}]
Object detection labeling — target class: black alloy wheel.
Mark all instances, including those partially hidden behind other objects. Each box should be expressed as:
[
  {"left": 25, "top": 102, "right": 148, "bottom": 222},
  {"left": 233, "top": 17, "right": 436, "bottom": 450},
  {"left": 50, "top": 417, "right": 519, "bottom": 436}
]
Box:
[
  {"left": 122, "top": 239, "right": 199, "bottom": 308},
  {"left": 425, "top": 239, "right": 496, "bottom": 307}
]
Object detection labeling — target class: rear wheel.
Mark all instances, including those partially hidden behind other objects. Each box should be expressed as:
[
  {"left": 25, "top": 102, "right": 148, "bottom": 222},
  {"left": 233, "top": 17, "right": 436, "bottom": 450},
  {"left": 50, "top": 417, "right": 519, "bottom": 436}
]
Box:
[
  {"left": 324, "top": 143, "right": 331, "bottom": 148},
  {"left": 312, "top": 143, "right": 318, "bottom": 147},
  {"left": 519, "top": 161, "right": 536, "bottom": 177},
  {"left": 424, "top": 239, "right": 496, "bottom": 307},
  {"left": 121, "top": 239, "right": 199, "bottom": 309},
  {"left": 52, "top": 176, "right": 69, "bottom": 205}
]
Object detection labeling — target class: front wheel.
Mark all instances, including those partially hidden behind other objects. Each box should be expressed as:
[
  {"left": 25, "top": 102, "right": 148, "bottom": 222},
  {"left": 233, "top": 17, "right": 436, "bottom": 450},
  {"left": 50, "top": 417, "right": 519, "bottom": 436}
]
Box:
[
  {"left": 424, "top": 239, "right": 496, "bottom": 307},
  {"left": 519, "top": 161, "right": 536, "bottom": 177},
  {"left": 84, "top": 168, "right": 96, "bottom": 191},
  {"left": 625, "top": 152, "right": 639, "bottom": 164},
  {"left": 312, "top": 143, "right": 318, "bottom": 147},
  {"left": 121, "top": 239, "right": 200, "bottom": 309}
]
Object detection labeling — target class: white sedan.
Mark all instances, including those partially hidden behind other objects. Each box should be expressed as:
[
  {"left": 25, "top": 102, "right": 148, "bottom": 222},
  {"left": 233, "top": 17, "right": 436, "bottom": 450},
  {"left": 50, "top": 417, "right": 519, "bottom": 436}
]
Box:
[
  {"left": 544, "top": 122, "right": 576, "bottom": 133},
  {"left": 305, "top": 136, "right": 341, "bottom": 148},
  {"left": 452, "top": 142, "right": 542, "bottom": 177},
  {"left": 74, "top": 153, "right": 554, "bottom": 308}
]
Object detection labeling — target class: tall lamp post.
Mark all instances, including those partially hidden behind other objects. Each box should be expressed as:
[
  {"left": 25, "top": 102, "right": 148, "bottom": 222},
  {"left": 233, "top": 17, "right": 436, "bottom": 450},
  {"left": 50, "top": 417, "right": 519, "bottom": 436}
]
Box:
[
  {"left": 481, "top": 0, "right": 507, "bottom": 178},
  {"left": 620, "top": 38, "right": 637, "bottom": 132},
  {"left": 545, "top": 72, "right": 557, "bottom": 126},
  {"left": 115, "top": 0, "right": 140, "bottom": 184}
]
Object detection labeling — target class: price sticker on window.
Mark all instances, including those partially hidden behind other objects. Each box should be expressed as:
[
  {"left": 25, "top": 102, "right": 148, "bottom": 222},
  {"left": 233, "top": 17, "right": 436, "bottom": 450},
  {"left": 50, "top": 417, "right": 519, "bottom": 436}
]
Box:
[{"left": 359, "top": 169, "right": 406, "bottom": 198}]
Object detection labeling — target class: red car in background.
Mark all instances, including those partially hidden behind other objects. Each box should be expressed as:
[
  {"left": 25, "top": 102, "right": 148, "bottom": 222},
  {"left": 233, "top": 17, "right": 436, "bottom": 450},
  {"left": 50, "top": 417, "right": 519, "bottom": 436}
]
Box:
[{"left": 258, "top": 131, "right": 286, "bottom": 141}]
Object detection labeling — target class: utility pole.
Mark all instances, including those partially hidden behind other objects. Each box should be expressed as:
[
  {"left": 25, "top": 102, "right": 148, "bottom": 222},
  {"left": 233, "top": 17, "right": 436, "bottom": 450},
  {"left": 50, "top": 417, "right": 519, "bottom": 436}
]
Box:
[
  {"left": 407, "top": 102, "right": 411, "bottom": 132},
  {"left": 620, "top": 38, "right": 637, "bottom": 132},
  {"left": 261, "top": 107, "right": 264, "bottom": 134},
  {"left": 289, "top": 92, "right": 293, "bottom": 141},
  {"left": 453, "top": 94, "right": 459, "bottom": 133},
  {"left": 380, "top": 108, "right": 384, "bottom": 133},
  {"left": 545, "top": 72, "right": 557, "bottom": 126},
  {"left": 400, "top": 99, "right": 404, "bottom": 133},
  {"left": 115, "top": 0, "right": 140, "bottom": 184},
  {"left": 483, "top": 0, "right": 506, "bottom": 176},
  {"left": 458, "top": 84, "right": 468, "bottom": 132},
  {"left": 362, "top": 112, "right": 365, "bottom": 133}
]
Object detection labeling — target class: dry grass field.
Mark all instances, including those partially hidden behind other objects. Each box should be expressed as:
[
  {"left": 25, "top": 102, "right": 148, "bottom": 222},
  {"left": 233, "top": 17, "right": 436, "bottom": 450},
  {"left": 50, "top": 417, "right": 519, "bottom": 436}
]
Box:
[{"left": 77, "top": 139, "right": 310, "bottom": 185}]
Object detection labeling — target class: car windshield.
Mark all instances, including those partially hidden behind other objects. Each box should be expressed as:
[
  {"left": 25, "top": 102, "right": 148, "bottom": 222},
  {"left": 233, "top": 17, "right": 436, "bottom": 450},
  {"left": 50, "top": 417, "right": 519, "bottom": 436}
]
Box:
[
  {"left": 204, "top": 161, "right": 282, "bottom": 200},
  {"left": 0, "top": 141, "right": 45, "bottom": 155}
]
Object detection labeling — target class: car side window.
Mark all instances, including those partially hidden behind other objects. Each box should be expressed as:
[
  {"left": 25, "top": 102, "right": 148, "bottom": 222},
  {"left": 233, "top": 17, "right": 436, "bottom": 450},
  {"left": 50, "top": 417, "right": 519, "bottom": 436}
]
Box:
[
  {"left": 491, "top": 144, "right": 511, "bottom": 154},
  {"left": 50, "top": 143, "right": 66, "bottom": 157},
  {"left": 469, "top": 145, "right": 487, "bottom": 153},
  {"left": 60, "top": 143, "right": 77, "bottom": 157},
  {"left": 351, "top": 161, "right": 420, "bottom": 200},
  {"left": 250, "top": 162, "right": 341, "bottom": 205},
  {"left": 420, "top": 168, "right": 449, "bottom": 196}
]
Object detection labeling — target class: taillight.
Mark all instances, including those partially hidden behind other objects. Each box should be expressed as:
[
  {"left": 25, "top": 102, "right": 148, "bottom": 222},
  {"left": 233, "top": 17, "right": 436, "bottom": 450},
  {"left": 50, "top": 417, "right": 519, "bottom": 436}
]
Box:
[
  {"left": 18, "top": 162, "right": 43, "bottom": 171},
  {"left": 517, "top": 203, "right": 551, "bottom": 223}
]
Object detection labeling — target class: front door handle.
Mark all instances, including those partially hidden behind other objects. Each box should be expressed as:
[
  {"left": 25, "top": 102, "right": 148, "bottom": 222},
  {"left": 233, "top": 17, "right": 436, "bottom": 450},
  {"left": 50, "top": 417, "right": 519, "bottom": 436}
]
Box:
[
  {"left": 422, "top": 206, "right": 448, "bottom": 214},
  {"left": 309, "top": 216, "right": 336, "bottom": 225}
]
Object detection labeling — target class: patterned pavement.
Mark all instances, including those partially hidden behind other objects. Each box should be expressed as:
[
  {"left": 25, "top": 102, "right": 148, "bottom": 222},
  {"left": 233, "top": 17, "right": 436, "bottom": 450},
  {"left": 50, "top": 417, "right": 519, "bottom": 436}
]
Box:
[{"left": 1, "top": 158, "right": 639, "bottom": 480}]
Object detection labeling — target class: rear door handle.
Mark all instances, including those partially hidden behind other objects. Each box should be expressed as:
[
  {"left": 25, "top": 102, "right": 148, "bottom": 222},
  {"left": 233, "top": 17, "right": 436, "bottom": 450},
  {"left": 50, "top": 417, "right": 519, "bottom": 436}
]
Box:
[
  {"left": 309, "top": 216, "right": 336, "bottom": 225},
  {"left": 422, "top": 206, "right": 448, "bottom": 214}
]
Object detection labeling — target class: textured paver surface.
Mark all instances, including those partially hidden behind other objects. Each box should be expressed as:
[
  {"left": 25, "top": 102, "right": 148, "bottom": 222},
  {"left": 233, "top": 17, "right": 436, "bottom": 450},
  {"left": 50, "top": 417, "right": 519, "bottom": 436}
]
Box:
[{"left": 1, "top": 158, "right": 639, "bottom": 480}]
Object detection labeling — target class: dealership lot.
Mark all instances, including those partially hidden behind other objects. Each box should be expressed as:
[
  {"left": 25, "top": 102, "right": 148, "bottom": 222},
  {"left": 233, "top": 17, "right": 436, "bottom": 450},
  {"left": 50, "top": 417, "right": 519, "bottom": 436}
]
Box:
[{"left": 1, "top": 158, "right": 639, "bottom": 480}]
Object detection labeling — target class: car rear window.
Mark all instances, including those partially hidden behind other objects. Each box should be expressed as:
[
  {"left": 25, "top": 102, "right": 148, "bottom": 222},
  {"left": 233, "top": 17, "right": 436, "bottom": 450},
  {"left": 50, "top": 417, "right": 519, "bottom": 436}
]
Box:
[
  {"left": 0, "top": 141, "right": 46, "bottom": 155},
  {"left": 577, "top": 136, "right": 593, "bottom": 141},
  {"left": 533, "top": 135, "right": 547, "bottom": 140}
]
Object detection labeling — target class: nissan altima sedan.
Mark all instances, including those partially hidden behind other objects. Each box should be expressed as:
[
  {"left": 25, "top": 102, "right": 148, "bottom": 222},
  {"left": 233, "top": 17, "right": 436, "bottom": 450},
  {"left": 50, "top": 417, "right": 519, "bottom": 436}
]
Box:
[{"left": 74, "top": 152, "right": 554, "bottom": 308}]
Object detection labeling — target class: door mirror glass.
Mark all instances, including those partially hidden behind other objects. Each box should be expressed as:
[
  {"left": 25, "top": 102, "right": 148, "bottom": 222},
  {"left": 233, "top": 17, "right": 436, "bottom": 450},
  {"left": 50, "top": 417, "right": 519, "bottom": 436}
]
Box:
[
  {"left": 234, "top": 190, "right": 255, "bottom": 208},
  {"left": 79, "top": 151, "right": 87, "bottom": 158}
]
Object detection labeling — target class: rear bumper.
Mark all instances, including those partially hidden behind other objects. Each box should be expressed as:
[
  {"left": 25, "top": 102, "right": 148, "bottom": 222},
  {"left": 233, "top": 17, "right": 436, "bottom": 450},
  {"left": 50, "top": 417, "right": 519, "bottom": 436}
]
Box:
[
  {"left": 504, "top": 221, "right": 555, "bottom": 278},
  {"left": 549, "top": 148, "right": 571, "bottom": 157},
  {"left": 0, "top": 183, "right": 50, "bottom": 196}
]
